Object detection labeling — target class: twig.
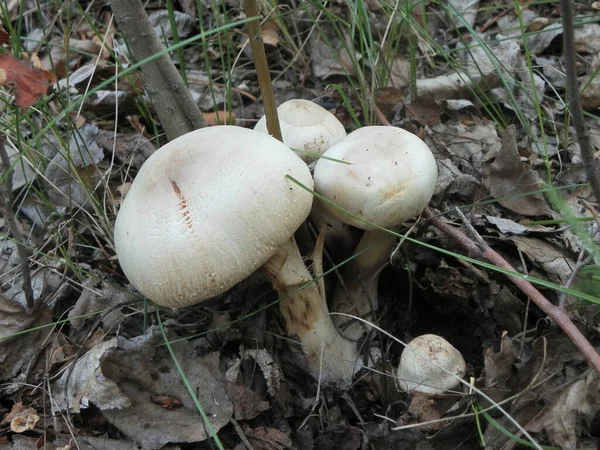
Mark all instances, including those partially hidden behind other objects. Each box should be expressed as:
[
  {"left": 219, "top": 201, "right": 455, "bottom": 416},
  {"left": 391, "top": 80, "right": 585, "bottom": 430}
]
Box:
[
  {"left": 244, "top": 0, "right": 282, "bottom": 141},
  {"left": 0, "top": 135, "right": 34, "bottom": 309},
  {"left": 423, "top": 207, "right": 600, "bottom": 375},
  {"left": 560, "top": 0, "right": 600, "bottom": 206},
  {"left": 558, "top": 250, "right": 592, "bottom": 310},
  {"left": 107, "top": 0, "right": 206, "bottom": 140}
]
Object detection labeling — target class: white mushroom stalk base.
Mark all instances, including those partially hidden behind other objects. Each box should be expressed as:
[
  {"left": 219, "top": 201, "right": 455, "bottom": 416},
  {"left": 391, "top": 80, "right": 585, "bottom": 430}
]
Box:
[
  {"left": 332, "top": 229, "right": 396, "bottom": 341},
  {"left": 262, "top": 237, "right": 358, "bottom": 387}
]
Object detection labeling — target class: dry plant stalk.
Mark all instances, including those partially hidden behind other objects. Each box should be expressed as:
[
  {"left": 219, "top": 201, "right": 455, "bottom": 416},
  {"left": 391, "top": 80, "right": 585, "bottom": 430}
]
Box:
[
  {"left": 560, "top": 0, "right": 600, "bottom": 205},
  {"left": 108, "top": 0, "right": 206, "bottom": 140},
  {"left": 424, "top": 207, "right": 600, "bottom": 375},
  {"left": 244, "top": 0, "right": 282, "bottom": 141}
]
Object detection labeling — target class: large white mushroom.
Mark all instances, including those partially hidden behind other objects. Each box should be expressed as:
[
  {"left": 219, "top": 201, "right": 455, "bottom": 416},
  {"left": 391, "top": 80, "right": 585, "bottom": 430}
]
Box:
[
  {"left": 254, "top": 99, "right": 347, "bottom": 163},
  {"left": 114, "top": 125, "right": 358, "bottom": 386},
  {"left": 113, "top": 126, "right": 314, "bottom": 308},
  {"left": 313, "top": 126, "right": 438, "bottom": 341},
  {"left": 396, "top": 334, "right": 466, "bottom": 395}
]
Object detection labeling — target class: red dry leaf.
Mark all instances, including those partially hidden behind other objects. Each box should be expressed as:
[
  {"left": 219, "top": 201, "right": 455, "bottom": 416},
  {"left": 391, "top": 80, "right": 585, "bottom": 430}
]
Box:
[
  {"left": 0, "top": 52, "right": 56, "bottom": 107},
  {"left": 0, "top": 29, "right": 9, "bottom": 45}
]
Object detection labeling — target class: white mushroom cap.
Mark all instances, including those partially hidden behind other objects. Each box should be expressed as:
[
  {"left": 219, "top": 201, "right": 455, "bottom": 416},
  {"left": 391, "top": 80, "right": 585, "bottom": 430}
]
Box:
[
  {"left": 254, "top": 99, "right": 347, "bottom": 163},
  {"left": 397, "top": 334, "right": 467, "bottom": 395},
  {"left": 313, "top": 126, "right": 437, "bottom": 230},
  {"left": 113, "top": 126, "right": 314, "bottom": 309}
]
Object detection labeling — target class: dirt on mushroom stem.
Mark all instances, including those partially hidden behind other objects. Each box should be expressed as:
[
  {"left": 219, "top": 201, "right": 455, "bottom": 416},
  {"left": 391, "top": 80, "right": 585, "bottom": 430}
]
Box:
[{"left": 262, "top": 236, "right": 359, "bottom": 387}]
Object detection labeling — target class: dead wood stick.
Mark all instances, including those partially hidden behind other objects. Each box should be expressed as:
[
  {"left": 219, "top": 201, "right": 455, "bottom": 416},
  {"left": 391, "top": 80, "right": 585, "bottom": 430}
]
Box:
[
  {"left": 423, "top": 207, "right": 600, "bottom": 375},
  {"left": 560, "top": 0, "right": 600, "bottom": 206},
  {"left": 107, "top": 0, "right": 206, "bottom": 140}
]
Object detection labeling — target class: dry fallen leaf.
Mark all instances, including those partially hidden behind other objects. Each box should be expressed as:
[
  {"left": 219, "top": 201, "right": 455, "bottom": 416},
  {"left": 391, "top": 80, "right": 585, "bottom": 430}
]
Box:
[
  {"left": 202, "top": 110, "right": 237, "bottom": 126},
  {"left": 0, "top": 28, "right": 9, "bottom": 45},
  {"left": 9, "top": 409, "right": 39, "bottom": 433},
  {"left": 406, "top": 97, "right": 441, "bottom": 126},
  {"left": 55, "top": 327, "right": 233, "bottom": 450},
  {"left": 484, "top": 125, "right": 550, "bottom": 216},
  {"left": 227, "top": 383, "right": 270, "bottom": 420},
  {"left": 261, "top": 20, "right": 280, "bottom": 47},
  {"left": 0, "top": 295, "right": 53, "bottom": 392},
  {"left": 239, "top": 426, "right": 294, "bottom": 450},
  {"left": 0, "top": 52, "right": 56, "bottom": 107},
  {"left": 483, "top": 332, "right": 515, "bottom": 391},
  {"left": 509, "top": 236, "right": 575, "bottom": 284},
  {"left": 527, "top": 372, "right": 600, "bottom": 449}
]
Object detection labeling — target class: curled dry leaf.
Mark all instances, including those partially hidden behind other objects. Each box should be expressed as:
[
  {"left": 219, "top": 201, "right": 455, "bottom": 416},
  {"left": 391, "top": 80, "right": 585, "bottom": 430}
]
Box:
[
  {"left": 0, "top": 53, "right": 56, "bottom": 107},
  {"left": 261, "top": 20, "right": 280, "bottom": 46},
  {"left": 9, "top": 409, "right": 39, "bottom": 433}
]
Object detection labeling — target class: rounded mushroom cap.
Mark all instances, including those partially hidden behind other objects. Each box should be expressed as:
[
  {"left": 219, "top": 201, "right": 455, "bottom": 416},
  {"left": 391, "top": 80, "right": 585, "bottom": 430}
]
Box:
[
  {"left": 254, "top": 99, "right": 347, "bottom": 163},
  {"left": 396, "top": 334, "right": 466, "bottom": 395},
  {"left": 313, "top": 126, "right": 437, "bottom": 230},
  {"left": 113, "top": 126, "right": 314, "bottom": 309}
]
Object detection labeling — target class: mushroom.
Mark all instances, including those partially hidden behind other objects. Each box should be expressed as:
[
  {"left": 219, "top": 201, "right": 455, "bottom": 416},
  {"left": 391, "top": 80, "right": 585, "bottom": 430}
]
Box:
[
  {"left": 114, "top": 125, "right": 358, "bottom": 386},
  {"left": 396, "top": 334, "right": 466, "bottom": 395},
  {"left": 113, "top": 125, "right": 314, "bottom": 308},
  {"left": 255, "top": 98, "right": 355, "bottom": 261},
  {"left": 313, "top": 126, "right": 438, "bottom": 341},
  {"left": 254, "top": 99, "right": 347, "bottom": 163}
]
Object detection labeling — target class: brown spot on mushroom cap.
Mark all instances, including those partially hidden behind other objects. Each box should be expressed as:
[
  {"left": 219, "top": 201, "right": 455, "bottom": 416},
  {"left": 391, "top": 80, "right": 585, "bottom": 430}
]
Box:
[{"left": 169, "top": 179, "right": 194, "bottom": 233}]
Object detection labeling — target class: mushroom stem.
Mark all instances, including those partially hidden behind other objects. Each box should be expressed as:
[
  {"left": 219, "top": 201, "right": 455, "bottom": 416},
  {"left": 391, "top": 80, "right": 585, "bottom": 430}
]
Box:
[
  {"left": 332, "top": 229, "right": 396, "bottom": 341},
  {"left": 309, "top": 200, "right": 357, "bottom": 262},
  {"left": 262, "top": 236, "right": 358, "bottom": 386}
]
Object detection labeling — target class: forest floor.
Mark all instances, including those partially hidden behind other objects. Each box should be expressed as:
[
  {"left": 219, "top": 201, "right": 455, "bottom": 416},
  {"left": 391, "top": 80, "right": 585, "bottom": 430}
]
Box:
[{"left": 1, "top": 1, "right": 600, "bottom": 449}]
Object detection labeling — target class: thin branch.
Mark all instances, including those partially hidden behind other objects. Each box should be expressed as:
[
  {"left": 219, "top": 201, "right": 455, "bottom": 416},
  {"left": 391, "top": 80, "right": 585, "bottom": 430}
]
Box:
[
  {"left": 0, "top": 135, "right": 34, "bottom": 309},
  {"left": 244, "top": 0, "right": 282, "bottom": 141},
  {"left": 107, "top": 0, "right": 205, "bottom": 140},
  {"left": 424, "top": 207, "right": 600, "bottom": 376},
  {"left": 560, "top": 0, "right": 600, "bottom": 205}
]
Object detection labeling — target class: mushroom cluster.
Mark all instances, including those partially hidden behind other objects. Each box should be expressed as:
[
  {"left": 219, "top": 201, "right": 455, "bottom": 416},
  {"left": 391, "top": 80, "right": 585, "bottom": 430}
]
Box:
[{"left": 113, "top": 101, "right": 463, "bottom": 390}]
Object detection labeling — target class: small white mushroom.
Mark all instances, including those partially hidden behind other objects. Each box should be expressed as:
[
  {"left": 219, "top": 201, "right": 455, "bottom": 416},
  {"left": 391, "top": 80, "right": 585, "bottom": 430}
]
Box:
[
  {"left": 396, "top": 334, "right": 466, "bottom": 395},
  {"left": 313, "top": 126, "right": 438, "bottom": 340},
  {"left": 254, "top": 99, "right": 347, "bottom": 163}
]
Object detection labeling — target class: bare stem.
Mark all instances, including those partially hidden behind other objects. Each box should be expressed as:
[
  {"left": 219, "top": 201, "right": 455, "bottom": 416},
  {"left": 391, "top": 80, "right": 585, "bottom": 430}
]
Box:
[
  {"left": 560, "top": 0, "right": 600, "bottom": 205},
  {"left": 0, "top": 135, "right": 34, "bottom": 309},
  {"left": 244, "top": 0, "right": 282, "bottom": 141},
  {"left": 332, "top": 230, "right": 396, "bottom": 341},
  {"left": 424, "top": 207, "right": 600, "bottom": 375},
  {"left": 108, "top": 0, "right": 206, "bottom": 140}
]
